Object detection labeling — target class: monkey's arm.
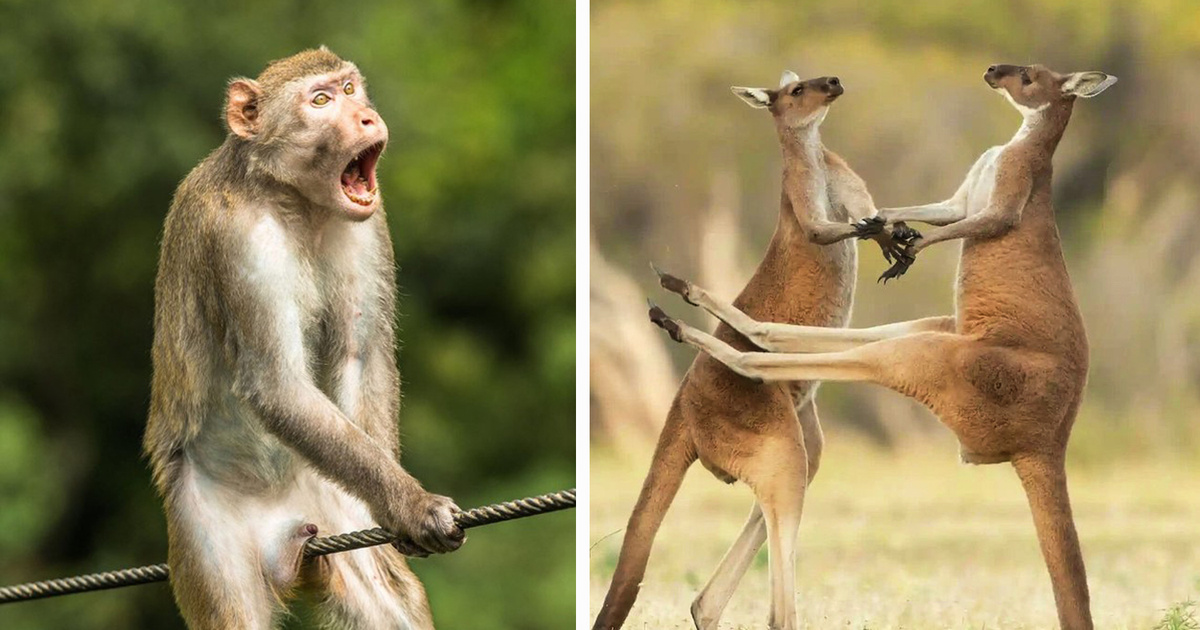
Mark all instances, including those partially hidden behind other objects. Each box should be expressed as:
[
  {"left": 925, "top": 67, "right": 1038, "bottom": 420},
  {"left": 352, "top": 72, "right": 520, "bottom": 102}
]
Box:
[
  {"left": 909, "top": 161, "right": 1031, "bottom": 254},
  {"left": 219, "top": 242, "right": 462, "bottom": 554}
]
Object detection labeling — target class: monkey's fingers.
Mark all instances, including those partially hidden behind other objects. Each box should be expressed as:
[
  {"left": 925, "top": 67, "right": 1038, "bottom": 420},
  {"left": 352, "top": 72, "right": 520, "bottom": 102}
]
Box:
[{"left": 392, "top": 539, "right": 431, "bottom": 558}]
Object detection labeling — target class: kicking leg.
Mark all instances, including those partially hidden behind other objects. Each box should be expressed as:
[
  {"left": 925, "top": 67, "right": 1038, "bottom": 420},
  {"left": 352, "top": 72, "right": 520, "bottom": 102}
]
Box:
[
  {"left": 651, "top": 268, "right": 953, "bottom": 353},
  {"left": 1012, "top": 453, "right": 1093, "bottom": 630}
]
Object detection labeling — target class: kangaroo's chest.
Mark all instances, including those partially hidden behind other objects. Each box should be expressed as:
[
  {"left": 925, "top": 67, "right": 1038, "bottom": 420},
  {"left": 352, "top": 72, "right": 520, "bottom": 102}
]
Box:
[{"left": 964, "top": 146, "right": 1004, "bottom": 217}]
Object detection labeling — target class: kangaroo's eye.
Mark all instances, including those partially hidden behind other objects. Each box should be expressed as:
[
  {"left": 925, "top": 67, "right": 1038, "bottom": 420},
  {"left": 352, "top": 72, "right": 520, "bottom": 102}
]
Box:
[
  {"left": 343, "top": 81, "right": 355, "bottom": 95},
  {"left": 1020, "top": 70, "right": 1032, "bottom": 86},
  {"left": 312, "top": 92, "right": 331, "bottom": 107},
  {"left": 791, "top": 86, "right": 803, "bottom": 96}
]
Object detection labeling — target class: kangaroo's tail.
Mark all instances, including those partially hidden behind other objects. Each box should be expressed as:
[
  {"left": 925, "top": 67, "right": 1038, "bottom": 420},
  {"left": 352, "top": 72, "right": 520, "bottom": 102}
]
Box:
[{"left": 593, "top": 408, "right": 696, "bottom": 629}]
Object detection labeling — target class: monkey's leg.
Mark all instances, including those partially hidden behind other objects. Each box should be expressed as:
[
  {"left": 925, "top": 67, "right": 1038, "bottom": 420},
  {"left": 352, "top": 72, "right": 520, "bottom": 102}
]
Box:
[
  {"left": 304, "top": 480, "right": 433, "bottom": 630},
  {"left": 168, "top": 468, "right": 299, "bottom": 630},
  {"left": 1012, "top": 453, "right": 1093, "bottom": 630}
]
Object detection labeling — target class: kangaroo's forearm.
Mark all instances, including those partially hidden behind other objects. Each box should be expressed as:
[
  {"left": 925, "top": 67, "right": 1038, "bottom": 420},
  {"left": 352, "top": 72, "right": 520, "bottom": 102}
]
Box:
[
  {"left": 916, "top": 209, "right": 1019, "bottom": 250},
  {"left": 807, "top": 220, "right": 858, "bottom": 245},
  {"left": 878, "top": 201, "right": 965, "bottom": 226}
]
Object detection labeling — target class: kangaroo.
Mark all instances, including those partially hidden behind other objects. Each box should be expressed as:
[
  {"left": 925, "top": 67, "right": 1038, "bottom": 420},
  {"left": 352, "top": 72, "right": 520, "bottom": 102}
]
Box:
[
  {"left": 593, "top": 71, "right": 916, "bottom": 630},
  {"left": 648, "top": 64, "right": 1116, "bottom": 630}
]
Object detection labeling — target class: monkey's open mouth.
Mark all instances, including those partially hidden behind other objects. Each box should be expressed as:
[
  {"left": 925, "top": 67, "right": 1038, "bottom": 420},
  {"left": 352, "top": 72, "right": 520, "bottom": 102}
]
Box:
[{"left": 341, "top": 142, "right": 384, "bottom": 206}]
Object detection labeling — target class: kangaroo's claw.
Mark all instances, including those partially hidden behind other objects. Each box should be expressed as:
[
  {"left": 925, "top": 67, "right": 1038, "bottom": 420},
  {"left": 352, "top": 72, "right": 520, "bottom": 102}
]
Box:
[
  {"left": 890, "top": 221, "right": 922, "bottom": 244},
  {"left": 853, "top": 215, "right": 887, "bottom": 239},
  {"left": 878, "top": 251, "right": 915, "bottom": 284},
  {"left": 647, "top": 300, "right": 684, "bottom": 343},
  {"left": 650, "top": 262, "right": 697, "bottom": 306}
]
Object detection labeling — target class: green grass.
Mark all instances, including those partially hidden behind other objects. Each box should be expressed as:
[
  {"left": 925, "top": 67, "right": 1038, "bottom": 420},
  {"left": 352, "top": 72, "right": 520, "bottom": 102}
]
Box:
[{"left": 590, "top": 435, "right": 1200, "bottom": 629}]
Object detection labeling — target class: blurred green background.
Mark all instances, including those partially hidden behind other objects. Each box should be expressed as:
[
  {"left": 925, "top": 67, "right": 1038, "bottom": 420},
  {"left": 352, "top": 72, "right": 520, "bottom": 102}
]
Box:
[
  {"left": 589, "top": 0, "right": 1200, "bottom": 627},
  {"left": 0, "top": 1, "right": 575, "bottom": 629}
]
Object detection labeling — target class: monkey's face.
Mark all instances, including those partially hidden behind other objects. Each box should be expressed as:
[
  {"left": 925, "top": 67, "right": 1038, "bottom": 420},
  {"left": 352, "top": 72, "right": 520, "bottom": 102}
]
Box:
[
  {"left": 239, "top": 63, "right": 390, "bottom": 221},
  {"left": 292, "top": 69, "right": 389, "bottom": 221}
]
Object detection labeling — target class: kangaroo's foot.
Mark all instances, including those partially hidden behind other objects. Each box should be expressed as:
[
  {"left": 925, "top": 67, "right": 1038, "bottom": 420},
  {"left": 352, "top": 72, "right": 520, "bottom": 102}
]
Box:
[
  {"left": 648, "top": 301, "right": 684, "bottom": 342},
  {"left": 650, "top": 262, "right": 698, "bottom": 306}
]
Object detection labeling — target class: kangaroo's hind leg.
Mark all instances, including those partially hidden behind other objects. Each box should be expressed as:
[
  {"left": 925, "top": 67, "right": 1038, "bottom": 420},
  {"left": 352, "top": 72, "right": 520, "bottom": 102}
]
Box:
[
  {"left": 746, "top": 426, "right": 810, "bottom": 630},
  {"left": 1012, "top": 453, "right": 1093, "bottom": 630},
  {"left": 689, "top": 398, "right": 823, "bottom": 629}
]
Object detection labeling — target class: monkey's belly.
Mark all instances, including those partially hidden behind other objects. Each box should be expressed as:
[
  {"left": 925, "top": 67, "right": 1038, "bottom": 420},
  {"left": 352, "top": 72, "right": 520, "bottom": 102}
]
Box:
[{"left": 189, "top": 399, "right": 298, "bottom": 493}]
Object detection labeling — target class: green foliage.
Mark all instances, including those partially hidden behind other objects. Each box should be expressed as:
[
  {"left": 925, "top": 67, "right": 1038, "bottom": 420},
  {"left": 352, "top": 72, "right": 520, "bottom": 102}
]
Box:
[
  {"left": 1156, "top": 601, "right": 1200, "bottom": 630},
  {"left": 0, "top": 1, "right": 574, "bottom": 628}
]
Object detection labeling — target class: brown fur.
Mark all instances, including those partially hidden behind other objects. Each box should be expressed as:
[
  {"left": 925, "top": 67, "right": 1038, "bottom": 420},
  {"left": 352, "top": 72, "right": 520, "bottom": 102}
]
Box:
[
  {"left": 146, "top": 48, "right": 461, "bottom": 629},
  {"left": 648, "top": 64, "right": 1115, "bottom": 630},
  {"left": 594, "top": 73, "right": 907, "bottom": 630}
]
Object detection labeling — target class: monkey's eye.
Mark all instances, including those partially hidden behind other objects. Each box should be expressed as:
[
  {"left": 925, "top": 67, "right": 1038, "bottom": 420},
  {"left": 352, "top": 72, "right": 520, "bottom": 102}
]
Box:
[
  {"left": 312, "top": 93, "right": 332, "bottom": 107},
  {"left": 343, "top": 81, "right": 355, "bottom": 95}
]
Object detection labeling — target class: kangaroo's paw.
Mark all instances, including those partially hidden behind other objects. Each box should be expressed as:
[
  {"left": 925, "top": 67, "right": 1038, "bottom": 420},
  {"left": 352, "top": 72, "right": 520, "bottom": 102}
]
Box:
[
  {"left": 890, "top": 221, "right": 922, "bottom": 244},
  {"left": 852, "top": 215, "right": 887, "bottom": 239},
  {"left": 650, "top": 262, "right": 698, "bottom": 306},
  {"left": 647, "top": 300, "right": 684, "bottom": 343},
  {"left": 878, "top": 250, "right": 916, "bottom": 284}
]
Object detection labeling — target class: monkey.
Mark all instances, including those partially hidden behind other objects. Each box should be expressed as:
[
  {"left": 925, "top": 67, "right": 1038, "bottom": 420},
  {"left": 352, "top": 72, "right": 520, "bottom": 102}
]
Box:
[{"left": 144, "top": 48, "right": 464, "bottom": 630}]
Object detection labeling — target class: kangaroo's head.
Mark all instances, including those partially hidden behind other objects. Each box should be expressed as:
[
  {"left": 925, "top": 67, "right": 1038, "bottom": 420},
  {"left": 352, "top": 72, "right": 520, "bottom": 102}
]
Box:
[
  {"left": 731, "top": 71, "right": 843, "bottom": 130},
  {"left": 984, "top": 64, "right": 1116, "bottom": 116}
]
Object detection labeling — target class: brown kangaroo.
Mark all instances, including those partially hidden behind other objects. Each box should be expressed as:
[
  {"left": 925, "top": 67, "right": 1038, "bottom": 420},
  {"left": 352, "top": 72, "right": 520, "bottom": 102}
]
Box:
[
  {"left": 593, "top": 71, "right": 915, "bottom": 630},
  {"left": 648, "top": 64, "right": 1116, "bottom": 630}
]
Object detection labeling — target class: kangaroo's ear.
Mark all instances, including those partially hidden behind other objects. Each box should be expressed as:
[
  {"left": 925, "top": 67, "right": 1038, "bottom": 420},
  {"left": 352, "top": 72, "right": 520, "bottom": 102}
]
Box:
[
  {"left": 779, "top": 70, "right": 800, "bottom": 88},
  {"left": 1061, "top": 71, "right": 1117, "bottom": 98},
  {"left": 731, "top": 86, "right": 774, "bottom": 109}
]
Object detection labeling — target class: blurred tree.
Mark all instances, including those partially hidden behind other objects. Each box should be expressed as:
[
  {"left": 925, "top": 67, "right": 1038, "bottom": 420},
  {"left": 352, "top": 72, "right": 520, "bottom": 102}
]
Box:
[{"left": 0, "top": 1, "right": 575, "bottom": 629}]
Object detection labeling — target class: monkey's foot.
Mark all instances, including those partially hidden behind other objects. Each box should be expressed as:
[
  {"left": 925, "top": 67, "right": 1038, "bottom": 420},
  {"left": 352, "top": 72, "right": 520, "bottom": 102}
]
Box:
[
  {"left": 852, "top": 216, "right": 887, "bottom": 239},
  {"left": 878, "top": 250, "right": 916, "bottom": 283},
  {"left": 650, "top": 262, "right": 698, "bottom": 306},
  {"left": 647, "top": 301, "right": 684, "bottom": 343}
]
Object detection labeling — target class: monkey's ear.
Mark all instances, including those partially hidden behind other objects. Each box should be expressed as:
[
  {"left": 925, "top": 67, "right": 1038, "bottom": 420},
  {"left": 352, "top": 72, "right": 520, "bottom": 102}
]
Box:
[{"left": 226, "top": 78, "right": 262, "bottom": 139}]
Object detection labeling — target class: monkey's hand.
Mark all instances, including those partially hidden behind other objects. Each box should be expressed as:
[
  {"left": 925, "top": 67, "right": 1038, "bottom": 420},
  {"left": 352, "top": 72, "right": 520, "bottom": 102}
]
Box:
[{"left": 378, "top": 490, "right": 466, "bottom": 556}]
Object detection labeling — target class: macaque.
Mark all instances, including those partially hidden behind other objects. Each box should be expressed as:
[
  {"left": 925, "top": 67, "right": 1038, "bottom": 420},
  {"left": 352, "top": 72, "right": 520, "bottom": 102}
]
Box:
[{"left": 144, "top": 48, "right": 463, "bottom": 630}]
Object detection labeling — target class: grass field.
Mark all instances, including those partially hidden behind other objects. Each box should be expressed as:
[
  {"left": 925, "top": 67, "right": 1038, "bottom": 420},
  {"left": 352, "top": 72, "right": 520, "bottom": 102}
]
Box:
[{"left": 589, "top": 435, "right": 1200, "bottom": 629}]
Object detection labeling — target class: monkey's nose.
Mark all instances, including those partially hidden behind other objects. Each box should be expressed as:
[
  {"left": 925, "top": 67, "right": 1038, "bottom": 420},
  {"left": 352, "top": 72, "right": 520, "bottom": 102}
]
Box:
[{"left": 360, "top": 112, "right": 379, "bottom": 128}]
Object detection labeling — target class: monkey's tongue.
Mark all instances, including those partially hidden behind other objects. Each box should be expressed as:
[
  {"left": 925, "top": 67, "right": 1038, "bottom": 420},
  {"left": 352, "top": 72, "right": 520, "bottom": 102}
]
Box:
[{"left": 340, "top": 160, "right": 375, "bottom": 205}]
